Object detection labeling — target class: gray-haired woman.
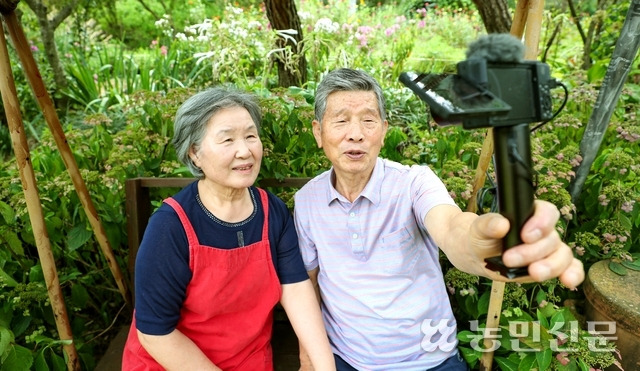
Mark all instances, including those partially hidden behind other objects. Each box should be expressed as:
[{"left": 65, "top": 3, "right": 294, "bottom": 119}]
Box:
[{"left": 122, "top": 87, "right": 335, "bottom": 371}]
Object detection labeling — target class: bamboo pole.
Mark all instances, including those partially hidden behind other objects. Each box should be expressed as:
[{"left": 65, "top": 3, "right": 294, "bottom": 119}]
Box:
[
  {"left": 2, "top": 10, "right": 132, "bottom": 307},
  {"left": 0, "top": 20, "right": 80, "bottom": 371},
  {"left": 477, "top": 1, "right": 545, "bottom": 369}
]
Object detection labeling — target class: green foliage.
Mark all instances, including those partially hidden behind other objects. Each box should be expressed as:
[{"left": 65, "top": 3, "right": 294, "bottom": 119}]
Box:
[{"left": 1, "top": 0, "right": 638, "bottom": 369}]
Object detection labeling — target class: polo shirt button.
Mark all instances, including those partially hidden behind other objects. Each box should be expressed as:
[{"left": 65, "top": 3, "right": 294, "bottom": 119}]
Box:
[
  {"left": 350, "top": 212, "right": 356, "bottom": 217},
  {"left": 352, "top": 233, "right": 358, "bottom": 239}
]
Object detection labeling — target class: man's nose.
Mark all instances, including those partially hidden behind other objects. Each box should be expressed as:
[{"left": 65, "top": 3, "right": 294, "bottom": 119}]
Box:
[{"left": 347, "top": 122, "right": 365, "bottom": 142}]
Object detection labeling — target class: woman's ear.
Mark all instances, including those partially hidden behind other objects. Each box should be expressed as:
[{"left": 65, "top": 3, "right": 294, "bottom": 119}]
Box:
[{"left": 189, "top": 147, "right": 200, "bottom": 166}]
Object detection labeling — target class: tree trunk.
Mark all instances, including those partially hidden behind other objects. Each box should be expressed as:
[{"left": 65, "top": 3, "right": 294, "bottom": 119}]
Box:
[
  {"left": 569, "top": 0, "right": 640, "bottom": 202},
  {"left": 23, "top": 0, "right": 79, "bottom": 107},
  {"left": 472, "top": 0, "right": 512, "bottom": 33},
  {"left": 264, "top": 0, "right": 307, "bottom": 87}
]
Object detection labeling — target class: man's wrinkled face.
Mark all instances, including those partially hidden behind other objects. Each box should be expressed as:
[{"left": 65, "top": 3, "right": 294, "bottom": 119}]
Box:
[{"left": 313, "top": 90, "right": 388, "bottom": 179}]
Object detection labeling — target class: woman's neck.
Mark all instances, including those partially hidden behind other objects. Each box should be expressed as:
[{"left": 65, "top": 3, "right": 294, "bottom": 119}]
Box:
[{"left": 197, "top": 180, "right": 253, "bottom": 223}]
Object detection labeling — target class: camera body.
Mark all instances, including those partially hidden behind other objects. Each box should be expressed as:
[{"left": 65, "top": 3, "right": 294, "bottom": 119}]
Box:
[
  {"left": 457, "top": 59, "right": 554, "bottom": 128},
  {"left": 399, "top": 59, "right": 555, "bottom": 129},
  {"left": 400, "top": 52, "right": 558, "bottom": 278}
]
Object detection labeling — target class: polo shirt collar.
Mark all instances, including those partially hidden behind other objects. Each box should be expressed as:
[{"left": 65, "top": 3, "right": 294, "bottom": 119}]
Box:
[{"left": 325, "top": 157, "right": 384, "bottom": 205}]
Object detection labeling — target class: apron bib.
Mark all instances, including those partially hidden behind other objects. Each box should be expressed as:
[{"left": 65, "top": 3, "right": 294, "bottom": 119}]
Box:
[{"left": 122, "top": 188, "right": 281, "bottom": 370}]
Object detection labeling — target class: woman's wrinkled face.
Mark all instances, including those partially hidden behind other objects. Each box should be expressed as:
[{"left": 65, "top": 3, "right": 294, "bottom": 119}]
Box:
[{"left": 190, "top": 106, "right": 263, "bottom": 189}]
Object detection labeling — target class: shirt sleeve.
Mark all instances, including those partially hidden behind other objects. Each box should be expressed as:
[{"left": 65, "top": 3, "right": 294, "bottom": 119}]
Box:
[
  {"left": 410, "top": 164, "right": 459, "bottom": 229},
  {"left": 268, "top": 192, "right": 309, "bottom": 284},
  {"left": 293, "top": 190, "right": 319, "bottom": 271},
  {"left": 134, "top": 205, "right": 192, "bottom": 335}
]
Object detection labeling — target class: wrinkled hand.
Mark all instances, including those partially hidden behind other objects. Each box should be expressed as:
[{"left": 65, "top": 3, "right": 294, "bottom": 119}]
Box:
[{"left": 469, "top": 200, "right": 584, "bottom": 289}]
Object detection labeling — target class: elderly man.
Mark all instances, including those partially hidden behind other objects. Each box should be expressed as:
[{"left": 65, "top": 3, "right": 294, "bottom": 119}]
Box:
[{"left": 294, "top": 68, "right": 584, "bottom": 371}]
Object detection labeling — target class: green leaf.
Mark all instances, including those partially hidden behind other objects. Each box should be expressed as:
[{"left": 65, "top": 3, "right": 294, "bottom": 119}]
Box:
[
  {"left": 621, "top": 260, "right": 640, "bottom": 271},
  {"left": 458, "top": 346, "right": 480, "bottom": 365},
  {"left": 619, "top": 213, "right": 632, "bottom": 230},
  {"left": 0, "top": 201, "right": 15, "bottom": 225},
  {"left": 71, "top": 284, "right": 90, "bottom": 309},
  {"left": 578, "top": 358, "right": 590, "bottom": 371},
  {"left": 494, "top": 356, "right": 519, "bottom": 371},
  {"left": 608, "top": 261, "right": 628, "bottom": 276},
  {"left": 0, "top": 326, "right": 12, "bottom": 356},
  {"left": 3, "top": 230, "right": 24, "bottom": 256},
  {"left": 535, "top": 289, "right": 547, "bottom": 305},
  {"left": 34, "top": 350, "right": 50, "bottom": 371},
  {"left": 67, "top": 225, "right": 93, "bottom": 252},
  {"left": 536, "top": 348, "right": 552, "bottom": 370},
  {"left": 50, "top": 352, "right": 66, "bottom": 371},
  {"left": 1, "top": 344, "right": 33, "bottom": 371},
  {"left": 477, "top": 291, "right": 490, "bottom": 316},
  {"left": 550, "top": 310, "right": 566, "bottom": 328},
  {"left": 536, "top": 309, "right": 549, "bottom": 328},
  {"left": 518, "top": 353, "right": 536, "bottom": 371},
  {"left": 456, "top": 330, "right": 477, "bottom": 344},
  {"left": 0, "top": 267, "right": 17, "bottom": 288}
]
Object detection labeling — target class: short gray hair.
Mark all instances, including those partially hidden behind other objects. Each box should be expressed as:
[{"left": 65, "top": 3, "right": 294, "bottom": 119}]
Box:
[
  {"left": 172, "top": 87, "right": 262, "bottom": 178},
  {"left": 314, "top": 68, "right": 387, "bottom": 124}
]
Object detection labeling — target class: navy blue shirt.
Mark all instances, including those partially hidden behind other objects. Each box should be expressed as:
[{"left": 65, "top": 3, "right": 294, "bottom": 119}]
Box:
[{"left": 134, "top": 182, "right": 308, "bottom": 335}]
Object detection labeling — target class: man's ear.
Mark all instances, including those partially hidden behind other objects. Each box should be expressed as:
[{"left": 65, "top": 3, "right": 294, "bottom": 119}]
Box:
[
  {"left": 381, "top": 120, "right": 389, "bottom": 146},
  {"left": 312, "top": 120, "right": 323, "bottom": 148}
]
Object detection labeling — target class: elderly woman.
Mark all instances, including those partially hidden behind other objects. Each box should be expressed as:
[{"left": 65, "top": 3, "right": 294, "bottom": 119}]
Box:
[{"left": 122, "top": 87, "right": 335, "bottom": 371}]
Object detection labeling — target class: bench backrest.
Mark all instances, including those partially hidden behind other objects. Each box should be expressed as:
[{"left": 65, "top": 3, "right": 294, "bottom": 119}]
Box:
[{"left": 124, "top": 177, "right": 311, "bottom": 296}]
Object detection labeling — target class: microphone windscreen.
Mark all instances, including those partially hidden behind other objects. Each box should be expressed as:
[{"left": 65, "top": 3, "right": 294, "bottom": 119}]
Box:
[{"left": 465, "top": 34, "right": 525, "bottom": 63}]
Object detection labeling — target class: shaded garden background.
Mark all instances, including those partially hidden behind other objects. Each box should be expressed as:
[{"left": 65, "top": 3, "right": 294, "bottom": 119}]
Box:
[{"left": 0, "top": 0, "right": 638, "bottom": 370}]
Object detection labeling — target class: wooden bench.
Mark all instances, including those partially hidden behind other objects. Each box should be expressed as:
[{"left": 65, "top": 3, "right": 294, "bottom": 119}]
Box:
[{"left": 124, "top": 176, "right": 311, "bottom": 295}]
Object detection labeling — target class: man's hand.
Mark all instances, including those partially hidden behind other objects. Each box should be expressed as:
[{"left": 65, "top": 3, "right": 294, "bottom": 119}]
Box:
[
  {"left": 469, "top": 200, "right": 584, "bottom": 288},
  {"left": 428, "top": 200, "right": 584, "bottom": 289}
]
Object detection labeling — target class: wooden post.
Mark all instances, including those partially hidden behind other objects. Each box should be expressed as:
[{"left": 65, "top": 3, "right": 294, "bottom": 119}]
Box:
[
  {"left": 0, "top": 18, "right": 80, "bottom": 371},
  {"left": 476, "top": 1, "right": 545, "bottom": 369},
  {"left": 2, "top": 10, "right": 132, "bottom": 307}
]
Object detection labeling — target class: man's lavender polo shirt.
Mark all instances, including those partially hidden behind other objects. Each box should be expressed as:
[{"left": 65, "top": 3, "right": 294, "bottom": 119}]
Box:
[{"left": 294, "top": 158, "right": 461, "bottom": 370}]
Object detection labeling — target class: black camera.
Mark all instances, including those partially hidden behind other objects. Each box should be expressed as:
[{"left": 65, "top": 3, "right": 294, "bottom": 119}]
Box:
[
  {"left": 399, "top": 58, "right": 555, "bottom": 129},
  {"left": 400, "top": 52, "right": 560, "bottom": 279}
]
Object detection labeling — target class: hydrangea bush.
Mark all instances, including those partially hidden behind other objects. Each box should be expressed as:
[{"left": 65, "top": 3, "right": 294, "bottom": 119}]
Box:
[{"left": 0, "top": 1, "right": 637, "bottom": 370}]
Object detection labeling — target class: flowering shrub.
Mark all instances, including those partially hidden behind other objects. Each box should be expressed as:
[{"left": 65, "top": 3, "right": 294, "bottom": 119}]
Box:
[{"left": 1, "top": 1, "right": 637, "bottom": 370}]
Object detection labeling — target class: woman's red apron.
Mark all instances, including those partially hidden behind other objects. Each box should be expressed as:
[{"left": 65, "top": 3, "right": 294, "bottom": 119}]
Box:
[{"left": 122, "top": 188, "right": 282, "bottom": 370}]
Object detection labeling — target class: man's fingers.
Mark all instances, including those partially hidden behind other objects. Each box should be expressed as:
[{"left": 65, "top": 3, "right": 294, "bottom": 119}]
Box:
[
  {"left": 526, "top": 242, "right": 575, "bottom": 282},
  {"left": 502, "top": 227, "right": 563, "bottom": 267},
  {"left": 472, "top": 213, "right": 510, "bottom": 241},
  {"left": 558, "top": 258, "right": 585, "bottom": 290},
  {"left": 521, "top": 200, "right": 560, "bottom": 244}
]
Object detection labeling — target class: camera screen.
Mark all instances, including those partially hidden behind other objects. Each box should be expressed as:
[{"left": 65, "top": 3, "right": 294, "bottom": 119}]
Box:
[{"left": 399, "top": 71, "right": 511, "bottom": 122}]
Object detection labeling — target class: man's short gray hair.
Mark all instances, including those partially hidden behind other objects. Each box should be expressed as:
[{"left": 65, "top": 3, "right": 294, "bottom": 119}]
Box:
[{"left": 314, "top": 68, "right": 387, "bottom": 125}]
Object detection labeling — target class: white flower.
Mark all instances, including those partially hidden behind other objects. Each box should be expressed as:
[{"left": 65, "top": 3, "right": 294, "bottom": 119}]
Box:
[
  {"left": 314, "top": 18, "right": 340, "bottom": 34},
  {"left": 226, "top": 5, "right": 243, "bottom": 15},
  {"left": 298, "top": 11, "right": 312, "bottom": 20}
]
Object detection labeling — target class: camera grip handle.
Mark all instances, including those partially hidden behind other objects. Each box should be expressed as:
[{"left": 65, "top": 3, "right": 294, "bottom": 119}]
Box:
[{"left": 484, "top": 124, "right": 535, "bottom": 278}]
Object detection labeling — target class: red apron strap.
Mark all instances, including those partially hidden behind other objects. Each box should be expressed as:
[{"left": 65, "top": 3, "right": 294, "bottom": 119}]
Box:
[
  {"left": 164, "top": 197, "right": 200, "bottom": 247},
  {"left": 256, "top": 188, "right": 269, "bottom": 241}
]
